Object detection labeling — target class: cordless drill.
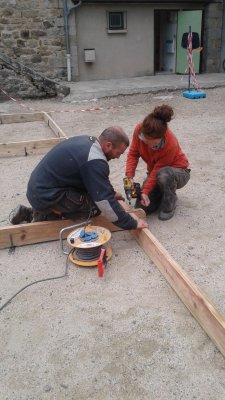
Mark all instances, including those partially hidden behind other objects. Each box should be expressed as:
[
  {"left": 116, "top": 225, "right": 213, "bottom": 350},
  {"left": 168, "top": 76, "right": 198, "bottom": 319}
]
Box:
[{"left": 123, "top": 177, "right": 141, "bottom": 205}]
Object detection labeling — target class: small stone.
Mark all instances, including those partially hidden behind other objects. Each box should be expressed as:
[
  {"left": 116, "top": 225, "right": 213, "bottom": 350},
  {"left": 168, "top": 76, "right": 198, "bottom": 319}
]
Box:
[
  {"left": 43, "top": 385, "right": 52, "bottom": 392},
  {"left": 60, "top": 383, "right": 68, "bottom": 389}
]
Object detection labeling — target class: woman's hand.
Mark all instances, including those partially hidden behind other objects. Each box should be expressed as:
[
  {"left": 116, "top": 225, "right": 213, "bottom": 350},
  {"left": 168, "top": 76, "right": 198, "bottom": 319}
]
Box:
[{"left": 140, "top": 193, "right": 150, "bottom": 207}]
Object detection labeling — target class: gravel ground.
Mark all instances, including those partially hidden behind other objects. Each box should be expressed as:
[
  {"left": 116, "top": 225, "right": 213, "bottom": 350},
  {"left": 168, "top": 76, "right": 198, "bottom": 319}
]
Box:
[{"left": 0, "top": 88, "right": 225, "bottom": 400}]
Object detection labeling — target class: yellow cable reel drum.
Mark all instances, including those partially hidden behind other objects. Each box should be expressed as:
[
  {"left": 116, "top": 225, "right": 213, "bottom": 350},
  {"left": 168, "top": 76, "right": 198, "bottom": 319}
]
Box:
[{"left": 67, "top": 225, "right": 112, "bottom": 273}]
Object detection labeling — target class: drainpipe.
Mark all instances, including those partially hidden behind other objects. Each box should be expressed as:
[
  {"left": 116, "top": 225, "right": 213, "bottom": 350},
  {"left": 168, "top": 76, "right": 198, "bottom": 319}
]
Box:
[{"left": 63, "top": 0, "right": 82, "bottom": 81}]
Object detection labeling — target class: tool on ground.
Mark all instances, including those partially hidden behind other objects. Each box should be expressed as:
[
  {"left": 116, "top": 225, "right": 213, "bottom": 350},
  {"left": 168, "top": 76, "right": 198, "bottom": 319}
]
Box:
[
  {"left": 123, "top": 177, "right": 141, "bottom": 205},
  {"left": 60, "top": 222, "right": 112, "bottom": 278}
]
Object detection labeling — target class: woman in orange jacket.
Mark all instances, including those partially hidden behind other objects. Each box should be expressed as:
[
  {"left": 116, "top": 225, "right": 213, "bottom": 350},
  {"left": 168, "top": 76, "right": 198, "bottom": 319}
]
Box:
[{"left": 125, "top": 104, "right": 190, "bottom": 221}]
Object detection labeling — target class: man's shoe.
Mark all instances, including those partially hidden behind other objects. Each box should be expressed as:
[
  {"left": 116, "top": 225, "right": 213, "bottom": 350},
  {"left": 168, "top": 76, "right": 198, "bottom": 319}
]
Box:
[
  {"left": 9, "top": 205, "right": 33, "bottom": 225},
  {"left": 158, "top": 209, "right": 175, "bottom": 221}
]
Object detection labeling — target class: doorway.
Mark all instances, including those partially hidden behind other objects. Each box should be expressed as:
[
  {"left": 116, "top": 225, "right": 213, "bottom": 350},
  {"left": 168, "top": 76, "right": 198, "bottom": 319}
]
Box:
[{"left": 154, "top": 10, "right": 203, "bottom": 74}]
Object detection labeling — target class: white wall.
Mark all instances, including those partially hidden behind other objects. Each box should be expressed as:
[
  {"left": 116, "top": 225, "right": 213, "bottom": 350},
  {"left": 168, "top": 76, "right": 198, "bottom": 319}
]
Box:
[{"left": 71, "top": 4, "right": 154, "bottom": 81}]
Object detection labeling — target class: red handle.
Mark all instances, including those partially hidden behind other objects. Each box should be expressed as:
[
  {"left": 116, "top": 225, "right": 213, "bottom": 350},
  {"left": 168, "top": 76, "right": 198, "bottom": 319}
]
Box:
[{"left": 98, "top": 248, "right": 106, "bottom": 278}]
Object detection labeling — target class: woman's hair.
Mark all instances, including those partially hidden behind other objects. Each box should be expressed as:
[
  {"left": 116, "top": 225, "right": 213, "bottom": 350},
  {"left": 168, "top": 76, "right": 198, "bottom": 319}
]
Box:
[{"left": 142, "top": 104, "right": 174, "bottom": 138}]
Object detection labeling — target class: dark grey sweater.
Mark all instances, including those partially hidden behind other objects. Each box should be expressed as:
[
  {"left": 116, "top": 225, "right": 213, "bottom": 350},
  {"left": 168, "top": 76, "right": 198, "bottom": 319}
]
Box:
[{"left": 27, "top": 135, "right": 137, "bottom": 230}]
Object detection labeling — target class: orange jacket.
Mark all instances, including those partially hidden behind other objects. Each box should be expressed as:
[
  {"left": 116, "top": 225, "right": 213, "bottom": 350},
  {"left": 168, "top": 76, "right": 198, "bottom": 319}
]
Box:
[{"left": 126, "top": 123, "right": 189, "bottom": 195}]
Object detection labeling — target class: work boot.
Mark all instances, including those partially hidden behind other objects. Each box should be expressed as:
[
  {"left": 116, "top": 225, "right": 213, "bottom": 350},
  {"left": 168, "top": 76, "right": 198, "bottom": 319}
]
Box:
[
  {"left": 158, "top": 208, "right": 176, "bottom": 221},
  {"left": 158, "top": 195, "right": 177, "bottom": 221},
  {"left": 9, "top": 205, "right": 33, "bottom": 225}
]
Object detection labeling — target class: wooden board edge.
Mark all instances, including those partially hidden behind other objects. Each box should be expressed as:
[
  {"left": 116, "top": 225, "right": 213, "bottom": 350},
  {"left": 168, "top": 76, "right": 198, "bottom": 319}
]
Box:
[
  {"left": 0, "top": 217, "right": 121, "bottom": 249},
  {"left": 0, "top": 112, "right": 44, "bottom": 124},
  {"left": 118, "top": 201, "right": 225, "bottom": 357},
  {"left": 43, "top": 112, "right": 68, "bottom": 139},
  {"left": 0, "top": 207, "right": 145, "bottom": 249},
  {"left": 0, "top": 137, "right": 65, "bottom": 157},
  {"left": 132, "top": 227, "right": 225, "bottom": 357}
]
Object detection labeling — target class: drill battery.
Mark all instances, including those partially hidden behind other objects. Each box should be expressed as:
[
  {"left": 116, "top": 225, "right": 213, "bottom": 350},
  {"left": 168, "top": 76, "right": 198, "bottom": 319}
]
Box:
[{"left": 123, "top": 177, "right": 141, "bottom": 204}]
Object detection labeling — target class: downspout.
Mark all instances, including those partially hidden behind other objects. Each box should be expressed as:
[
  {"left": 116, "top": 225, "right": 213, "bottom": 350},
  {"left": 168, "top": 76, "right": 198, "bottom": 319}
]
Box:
[
  {"left": 221, "top": 0, "right": 225, "bottom": 71},
  {"left": 63, "top": 0, "right": 82, "bottom": 81}
]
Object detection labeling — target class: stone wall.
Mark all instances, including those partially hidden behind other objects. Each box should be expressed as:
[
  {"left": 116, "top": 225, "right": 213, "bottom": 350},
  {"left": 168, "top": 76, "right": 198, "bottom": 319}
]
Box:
[
  {"left": 0, "top": 0, "right": 69, "bottom": 99},
  {"left": 0, "top": 52, "right": 70, "bottom": 100},
  {"left": 0, "top": 0, "right": 66, "bottom": 80},
  {"left": 203, "top": 1, "right": 224, "bottom": 73}
]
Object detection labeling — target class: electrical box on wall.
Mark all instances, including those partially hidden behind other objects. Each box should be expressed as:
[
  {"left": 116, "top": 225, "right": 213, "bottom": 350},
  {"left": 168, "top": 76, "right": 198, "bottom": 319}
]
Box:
[
  {"left": 84, "top": 49, "right": 96, "bottom": 63},
  {"left": 165, "top": 39, "right": 175, "bottom": 54}
]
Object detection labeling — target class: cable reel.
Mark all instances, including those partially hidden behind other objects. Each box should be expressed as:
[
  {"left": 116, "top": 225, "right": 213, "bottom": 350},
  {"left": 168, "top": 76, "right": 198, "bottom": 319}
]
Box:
[{"left": 60, "top": 222, "right": 112, "bottom": 277}]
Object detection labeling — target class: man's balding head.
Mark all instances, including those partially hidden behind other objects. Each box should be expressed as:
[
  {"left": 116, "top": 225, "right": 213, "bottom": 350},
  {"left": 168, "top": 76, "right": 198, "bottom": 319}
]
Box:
[
  {"left": 98, "top": 126, "right": 129, "bottom": 161},
  {"left": 99, "top": 126, "right": 129, "bottom": 148}
]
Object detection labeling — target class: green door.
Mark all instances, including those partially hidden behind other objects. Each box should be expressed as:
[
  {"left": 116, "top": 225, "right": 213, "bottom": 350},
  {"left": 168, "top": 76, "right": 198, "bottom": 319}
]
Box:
[{"left": 176, "top": 10, "right": 202, "bottom": 74}]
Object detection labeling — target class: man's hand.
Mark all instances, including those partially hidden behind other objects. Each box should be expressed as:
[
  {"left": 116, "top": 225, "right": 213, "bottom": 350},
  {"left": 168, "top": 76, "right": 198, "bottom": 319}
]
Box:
[
  {"left": 136, "top": 217, "right": 149, "bottom": 229},
  {"left": 140, "top": 193, "right": 150, "bottom": 207},
  {"left": 114, "top": 192, "right": 125, "bottom": 201},
  {"left": 131, "top": 213, "right": 148, "bottom": 229}
]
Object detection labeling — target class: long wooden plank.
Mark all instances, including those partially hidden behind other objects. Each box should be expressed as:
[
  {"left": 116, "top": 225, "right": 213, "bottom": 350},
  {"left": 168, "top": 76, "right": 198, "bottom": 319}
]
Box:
[
  {"left": 43, "top": 112, "right": 68, "bottom": 138},
  {"left": 0, "top": 218, "right": 121, "bottom": 249},
  {"left": 0, "top": 113, "right": 44, "bottom": 124},
  {"left": 0, "top": 137, "right": 65, "bottom": 157},
  {"left": 119, "top": 202, "right": 225, "bottom": 357},
  {"left": 0, "top": 209, "right": 145, "bottom": 249}
]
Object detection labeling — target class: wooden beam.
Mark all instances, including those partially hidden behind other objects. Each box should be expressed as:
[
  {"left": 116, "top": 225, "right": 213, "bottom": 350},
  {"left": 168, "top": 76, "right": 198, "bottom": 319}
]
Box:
[
  {"left": 0, "top": 137, "right": 65, "bottom": 157},
  {"left": 0, "top": 112, "right": 68, "bottom": 156},
  {"left": 0, "top": 113, "right": 44, "bottom": 124},
  {"left": 119, "top": 202, "right": 225, "bottom": 357},
  {"left": 0, "top": 218, "right": 121, "bottom": 249},
  {"left": 0, "top": 209, "right": 145, "bottom": 249},
  {"left": 43, "top": 112, "right": 68, "bottom": 139}
]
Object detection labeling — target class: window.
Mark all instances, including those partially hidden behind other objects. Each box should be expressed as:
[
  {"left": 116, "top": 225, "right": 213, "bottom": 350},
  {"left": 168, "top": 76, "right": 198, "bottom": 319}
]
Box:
[{"left": 107, "top": 11, "right": 127, "bottom": 33}]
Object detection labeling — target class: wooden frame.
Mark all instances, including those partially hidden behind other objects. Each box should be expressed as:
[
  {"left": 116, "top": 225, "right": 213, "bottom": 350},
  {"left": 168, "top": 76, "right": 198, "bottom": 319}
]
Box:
[
  {"left": 1, "top": 113, "right": 225, "bottom": 358},
  {"left": 131, "top": 226, "right": 225, "bottom": 356},
  {"left": 120, "top": 201, "right": 225, "bottom": 357},
  {"left": 0, "top": 209, "right": 145, "bottom": 249},
  {"left": 0, "top": 112, "right": 67, "bottom": 157}
]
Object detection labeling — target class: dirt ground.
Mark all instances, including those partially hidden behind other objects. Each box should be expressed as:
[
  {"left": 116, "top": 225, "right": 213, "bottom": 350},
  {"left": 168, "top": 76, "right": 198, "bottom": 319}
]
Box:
[{"left": 0, "top": 88, "right": 225, "bottom": 400}]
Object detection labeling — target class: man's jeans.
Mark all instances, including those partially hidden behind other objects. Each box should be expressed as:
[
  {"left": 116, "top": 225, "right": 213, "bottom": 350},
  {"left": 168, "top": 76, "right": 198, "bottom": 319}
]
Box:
[{"left": 32, "top": 190, "right": 100, "bottom": 221}]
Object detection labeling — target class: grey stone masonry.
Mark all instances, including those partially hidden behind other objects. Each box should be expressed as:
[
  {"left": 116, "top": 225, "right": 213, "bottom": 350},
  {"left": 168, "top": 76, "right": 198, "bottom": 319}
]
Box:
[
  {"left": 0, "top": 52, "right": 70, "bottom": 100},
  {"left": 0, "top": 0, "right": 66, "bottom": 80},
  {"left": 203, "top": 1, "right": 224, "bottom": 73}
]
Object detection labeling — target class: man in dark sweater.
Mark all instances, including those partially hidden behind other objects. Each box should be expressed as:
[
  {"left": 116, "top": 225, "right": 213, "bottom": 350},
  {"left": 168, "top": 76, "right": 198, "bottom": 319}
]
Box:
[{"left": 10, "top": 127, "right": 148, "bottom": 230}]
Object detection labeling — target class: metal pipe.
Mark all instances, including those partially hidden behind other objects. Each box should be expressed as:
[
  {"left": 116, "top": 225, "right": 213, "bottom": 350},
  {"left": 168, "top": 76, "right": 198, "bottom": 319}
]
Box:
[
  {"left": 59, "top": 220, "right": 92, "bottom": 255},
  {"left": 62, "top": 0, "right": 82, "bottom": 81}
]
